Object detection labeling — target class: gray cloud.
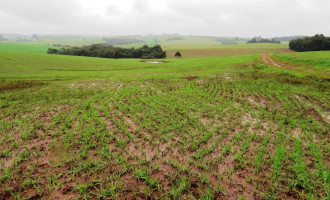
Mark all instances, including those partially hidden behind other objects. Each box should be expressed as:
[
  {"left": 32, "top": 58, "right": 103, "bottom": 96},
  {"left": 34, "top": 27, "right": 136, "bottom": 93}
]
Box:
[
  {"left": 0, "top": 0, "right": 329, "bottom": 37},
  {"left": 0, "top": 0, "right": 81, "bottom": 25}
]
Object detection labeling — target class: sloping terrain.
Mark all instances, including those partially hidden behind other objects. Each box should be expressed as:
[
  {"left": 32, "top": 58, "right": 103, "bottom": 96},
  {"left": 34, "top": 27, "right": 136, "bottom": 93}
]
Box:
[{"left": 0, "top": 49, "right": 329, "bottom": 199}]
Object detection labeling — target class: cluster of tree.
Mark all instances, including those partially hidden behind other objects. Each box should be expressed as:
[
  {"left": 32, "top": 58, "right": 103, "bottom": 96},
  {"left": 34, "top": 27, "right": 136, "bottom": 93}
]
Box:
[
  {"left": 234, "top": 36, "right": 240, "bottom": 41},
  {"left": 166, "top": 37, "right": 184, "bottom": 41},
  {"left": 0, "top": 35, "right": 8, "bottom": 41},
  {"left": 16, "top": 34, "right": 41, "bottom": 42},
  {"left": 154, "top": 36, "right": 160, "bottom": 44},
  {"left": 16, "top": 38, "right": 28, "bottom": 42},
  {"left": 31, "top": 34, "right": 40, "bottom": 41},
  {"left": 289, "top": 34, "right": 330, "bottom": 52},
  {"left": 102, "top": 37, "right": 145, "bottom": 45},
  {"left": 47, "top": 44, "right": 166, "bottom": 59},
  {"left": 247, "top": 37, "right": 281, "bottom": 44},
  {"left": 52, "top": 44, "right": 71, "bottom": 47},
  {"left": 273, "top": 36, "right": 304, "bottom": 42},
  {"left": 216, "top": 38, "right": 237, "bottom": 45}
]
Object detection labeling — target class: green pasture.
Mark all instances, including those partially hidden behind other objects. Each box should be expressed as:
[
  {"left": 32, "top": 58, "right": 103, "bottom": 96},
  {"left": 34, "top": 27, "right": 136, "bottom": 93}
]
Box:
[
  {"left": 274, "top": 51, "right": 330, "bottom": 72},
  {"left": 0, "top": 43, "right": 58, "bottom": 54}
]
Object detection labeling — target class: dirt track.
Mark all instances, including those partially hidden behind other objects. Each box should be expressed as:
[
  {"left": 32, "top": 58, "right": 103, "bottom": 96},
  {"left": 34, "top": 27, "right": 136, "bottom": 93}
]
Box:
[
  {"left": 259, "top": 54, "right": 286, "bottom": 68},
  {"left": 260, "top": 54, "right": 330, "bottom": 78}
]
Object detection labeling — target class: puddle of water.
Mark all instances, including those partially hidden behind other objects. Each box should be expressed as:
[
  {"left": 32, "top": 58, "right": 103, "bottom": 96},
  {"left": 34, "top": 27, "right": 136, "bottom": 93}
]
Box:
[{"left": 145, "top": 61, "right": 164, "bottom": 64}]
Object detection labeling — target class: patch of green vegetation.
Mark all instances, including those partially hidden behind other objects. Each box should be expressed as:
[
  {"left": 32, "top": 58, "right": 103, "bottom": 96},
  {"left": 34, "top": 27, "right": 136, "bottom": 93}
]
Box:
[
  {"left": 0, "top": 43, "right": 59, "bottom": 54},
  {"left": 273, "top": 51, "right": 330, "bottom": 72}
]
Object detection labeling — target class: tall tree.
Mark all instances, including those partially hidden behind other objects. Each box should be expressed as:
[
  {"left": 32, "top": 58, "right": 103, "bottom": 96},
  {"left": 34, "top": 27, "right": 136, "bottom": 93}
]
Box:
[{"left": 175, "top": 51, "right": 182, "bottom": 58}]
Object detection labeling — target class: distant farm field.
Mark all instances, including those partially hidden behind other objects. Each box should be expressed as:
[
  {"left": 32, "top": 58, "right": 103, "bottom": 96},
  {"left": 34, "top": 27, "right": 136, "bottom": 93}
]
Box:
[
  {"left": 0, "top": 50, "right": 256, "bottom": 80},
  {"left": 166, "top": 43, "right": 291, "bottom": 58},
  {"left": 0, "top": 42, "right": 329, "bottom": 200},
  {"left": 0, "top": 43, "right": 58, "bottom": 54}
]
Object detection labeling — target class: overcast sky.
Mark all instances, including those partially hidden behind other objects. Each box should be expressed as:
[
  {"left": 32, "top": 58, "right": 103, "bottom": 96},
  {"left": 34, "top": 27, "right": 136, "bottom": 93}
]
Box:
[{"left": 0, "top": 0, "right": 329, "bottom": 37}]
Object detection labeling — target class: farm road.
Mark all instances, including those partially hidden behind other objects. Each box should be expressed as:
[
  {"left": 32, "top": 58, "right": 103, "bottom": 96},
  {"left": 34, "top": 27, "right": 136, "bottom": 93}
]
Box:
[{"left": 260, "top": 54, "right": 286, "bottom": 69}]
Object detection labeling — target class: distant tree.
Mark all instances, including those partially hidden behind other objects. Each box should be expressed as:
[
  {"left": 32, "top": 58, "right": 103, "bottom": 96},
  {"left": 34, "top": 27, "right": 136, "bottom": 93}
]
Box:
[
  {"left": 16, "top": 37, "right": 28, "bottom": 42},
  {"left": 0, "top": 34, "right": 7, "bottom": 41},
  {"left": 273, "top": 36, "right": 304, "bottom": 42},
  {"left": 175, "top": 51, "right": 182, "bottom": 58},
  {"left": 47, "top": 44, "right": 166, "bottom": 59},
  {"left": 166, "top": 37, "right": 184, "bottom": 41},
  {"left": 247, "top": 37, "right": 280, "bottom": 44},
  {"left": 47, "top": 48, "right": 58, "bottom": 54},
  {"left": 216, "top": 38, "right": 237, "bottom": 45},
  {"left": 102, "top": 37, "right": 145, "bottom": 45},
  {"left": 247, "top": 38, "right": 258, "bottom": 43},
  {"left": 31, "top": 34, "right": 39, "bottom": 41},
  {"left": 151, "top": 45, "right": 166, "bottom": 58}
]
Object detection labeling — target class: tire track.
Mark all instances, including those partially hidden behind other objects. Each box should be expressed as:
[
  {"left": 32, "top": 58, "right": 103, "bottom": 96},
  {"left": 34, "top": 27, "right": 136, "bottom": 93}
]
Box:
[{"left": 260, "top": 54, "right": 286, "bottom": 69}]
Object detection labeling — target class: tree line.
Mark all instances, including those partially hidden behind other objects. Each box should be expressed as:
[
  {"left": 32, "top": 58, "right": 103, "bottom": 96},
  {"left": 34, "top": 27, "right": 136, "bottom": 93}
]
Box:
[
  {"left": 166, "top": 37, "right": 184, "bottom": 41},
  {"left": 247, "top": 37, "right": 281, "bottom": 44},
  {"left": 47, "top": 44, "right": 166, "bottom": 59},
  {"left": 273, "top": 36, "right": 304, "bottom": 42},
  {"left": 289, "top": 34, "right": 330, "bottom": 52},
  {"left": 0, "top": 34, "right": 8, "bottom": 41},
  {"left": 102, "top": 37, "right": 145, "bottom": 45}
]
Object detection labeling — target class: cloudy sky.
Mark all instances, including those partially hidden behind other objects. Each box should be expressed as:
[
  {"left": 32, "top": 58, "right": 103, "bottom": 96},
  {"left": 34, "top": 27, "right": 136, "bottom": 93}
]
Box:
[{"left": 0, "top": 0, "right": 329, "bottom": 37}]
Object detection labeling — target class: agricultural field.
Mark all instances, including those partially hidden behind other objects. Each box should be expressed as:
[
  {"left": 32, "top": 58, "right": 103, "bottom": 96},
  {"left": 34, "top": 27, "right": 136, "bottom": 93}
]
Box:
[
  {"left": 0, "top": 43, "right": 59, "bottom": 54},
  {"left": 166, "top": 43, "right": 291, "bottom": 59},
  {"left": 0, "top": 42, "right": 329, "bottom": 200},
  {"left": 1, "top": 34, "right": 247, "bottom": 48},
  {"left": 273, "top": 51, "right": 330, "bottom": 72},
  {"left": 1, "top": 35, "right": 105, "bottom": 47},
  {"left": 0, "top": 35, "right": 291, "bottom": 59}
]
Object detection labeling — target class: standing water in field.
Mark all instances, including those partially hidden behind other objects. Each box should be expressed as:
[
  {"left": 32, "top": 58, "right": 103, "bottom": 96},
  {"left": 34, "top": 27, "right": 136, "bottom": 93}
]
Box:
[{"left": 145, "top": 61, "right": 164, "bottom": 64}]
